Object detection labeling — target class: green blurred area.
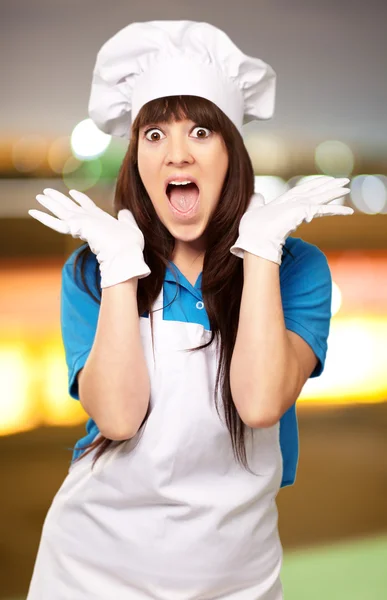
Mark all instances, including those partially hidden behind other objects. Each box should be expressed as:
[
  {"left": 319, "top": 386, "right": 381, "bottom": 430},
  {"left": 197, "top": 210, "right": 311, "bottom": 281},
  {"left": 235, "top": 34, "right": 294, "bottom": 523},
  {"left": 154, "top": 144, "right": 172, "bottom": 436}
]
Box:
[{"left": 282, "top": 534, "right": 387, "bottom": 599}]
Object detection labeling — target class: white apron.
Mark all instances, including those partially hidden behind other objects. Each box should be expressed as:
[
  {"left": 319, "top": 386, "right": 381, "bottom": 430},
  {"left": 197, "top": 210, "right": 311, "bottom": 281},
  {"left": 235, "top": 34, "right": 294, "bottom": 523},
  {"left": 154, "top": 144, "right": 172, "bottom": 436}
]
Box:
[{"left": 27, "top": 287, "right": 284, "bottom": 600}]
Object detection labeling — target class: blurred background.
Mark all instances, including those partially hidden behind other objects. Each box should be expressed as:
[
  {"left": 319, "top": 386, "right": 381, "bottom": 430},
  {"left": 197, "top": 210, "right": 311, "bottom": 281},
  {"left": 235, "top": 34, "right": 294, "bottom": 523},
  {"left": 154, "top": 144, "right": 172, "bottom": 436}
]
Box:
[{"left": 1, "top": 1, "right": 387, "bottom": 599}]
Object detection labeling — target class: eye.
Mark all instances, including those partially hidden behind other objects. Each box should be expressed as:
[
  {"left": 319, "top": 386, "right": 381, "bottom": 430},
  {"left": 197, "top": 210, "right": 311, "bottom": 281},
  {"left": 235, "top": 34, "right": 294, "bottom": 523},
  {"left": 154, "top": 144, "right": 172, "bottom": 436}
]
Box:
[
  {"left": 144, "top": 128, "right": 165, "bottom": 142},
  {"left": 192, "top": 126, "right": 211, "bottom": 139},
  {"left": 143, "top": 125, "right": 212, "bottom": 142}
]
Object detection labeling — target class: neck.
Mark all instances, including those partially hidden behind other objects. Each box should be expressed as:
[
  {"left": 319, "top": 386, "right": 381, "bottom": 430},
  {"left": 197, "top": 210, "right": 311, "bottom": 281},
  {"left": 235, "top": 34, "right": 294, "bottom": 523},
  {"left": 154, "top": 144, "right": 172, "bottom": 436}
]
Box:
[{"left": 171, "top": 240, "right": 206, "bottom": 271}]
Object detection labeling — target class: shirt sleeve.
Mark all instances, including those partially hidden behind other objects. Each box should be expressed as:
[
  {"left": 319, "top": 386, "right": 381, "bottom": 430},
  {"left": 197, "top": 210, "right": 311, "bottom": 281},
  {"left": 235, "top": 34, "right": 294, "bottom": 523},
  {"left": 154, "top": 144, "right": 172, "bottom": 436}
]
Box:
[
  {"left": 280, "top": 238, "right": 332, "bottom": 378},
  {"left": 60, "top": 246, "right": 101, "bottom": 399}
]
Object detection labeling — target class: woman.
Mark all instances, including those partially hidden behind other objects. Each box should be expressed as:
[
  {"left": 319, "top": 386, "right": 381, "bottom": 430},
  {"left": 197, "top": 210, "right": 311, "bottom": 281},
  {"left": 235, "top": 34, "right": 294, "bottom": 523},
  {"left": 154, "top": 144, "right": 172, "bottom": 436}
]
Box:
[{"left": 26, "top": 20, "right": 353, "bottom": 600}]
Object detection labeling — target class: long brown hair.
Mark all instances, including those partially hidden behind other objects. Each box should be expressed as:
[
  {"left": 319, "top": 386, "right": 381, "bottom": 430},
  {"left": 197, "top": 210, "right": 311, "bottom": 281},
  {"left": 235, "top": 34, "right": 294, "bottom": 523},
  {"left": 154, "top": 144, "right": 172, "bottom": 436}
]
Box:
[{"left": 70, "top": 95, "right": 291, "bottom": 473}]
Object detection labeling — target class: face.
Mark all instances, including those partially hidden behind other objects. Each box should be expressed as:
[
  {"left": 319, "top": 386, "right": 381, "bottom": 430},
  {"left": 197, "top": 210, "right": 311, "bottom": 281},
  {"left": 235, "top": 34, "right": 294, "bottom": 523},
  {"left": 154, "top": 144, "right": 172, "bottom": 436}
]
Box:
[{"left": 137, "top": 117, "right": 229, "bottom": 260}]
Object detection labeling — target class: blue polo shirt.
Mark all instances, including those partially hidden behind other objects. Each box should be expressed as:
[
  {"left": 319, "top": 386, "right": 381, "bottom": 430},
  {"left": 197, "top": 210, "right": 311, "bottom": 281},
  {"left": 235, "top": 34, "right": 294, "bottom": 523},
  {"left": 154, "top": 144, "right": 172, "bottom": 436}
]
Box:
[{"left": 60, "top": 237, "right": 332, "bottom": 487}]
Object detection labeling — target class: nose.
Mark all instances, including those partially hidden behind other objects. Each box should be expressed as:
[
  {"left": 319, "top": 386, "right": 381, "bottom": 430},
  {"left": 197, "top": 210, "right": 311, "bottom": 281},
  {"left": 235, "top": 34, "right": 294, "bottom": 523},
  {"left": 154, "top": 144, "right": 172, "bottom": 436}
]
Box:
[{"left": 165, "top": 134, "right": 194, "bottom": 166}]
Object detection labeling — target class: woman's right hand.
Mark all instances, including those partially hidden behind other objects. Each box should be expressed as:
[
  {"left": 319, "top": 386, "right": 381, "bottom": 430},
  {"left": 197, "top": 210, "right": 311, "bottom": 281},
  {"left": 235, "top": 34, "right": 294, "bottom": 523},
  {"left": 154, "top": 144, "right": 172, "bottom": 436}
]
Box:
[{"left": 28, "top": 188, "right": 151, "bottom": 288}]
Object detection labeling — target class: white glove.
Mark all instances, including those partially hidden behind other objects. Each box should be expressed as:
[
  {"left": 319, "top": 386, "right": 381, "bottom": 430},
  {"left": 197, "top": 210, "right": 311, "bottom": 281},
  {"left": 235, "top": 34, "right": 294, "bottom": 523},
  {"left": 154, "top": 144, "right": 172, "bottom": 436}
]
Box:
[
  {"left": 28, "top": 188, "right": 151, "bottom": 288},
  {"left": 230, "top": 176, "right": 354, "bottom": 264}
]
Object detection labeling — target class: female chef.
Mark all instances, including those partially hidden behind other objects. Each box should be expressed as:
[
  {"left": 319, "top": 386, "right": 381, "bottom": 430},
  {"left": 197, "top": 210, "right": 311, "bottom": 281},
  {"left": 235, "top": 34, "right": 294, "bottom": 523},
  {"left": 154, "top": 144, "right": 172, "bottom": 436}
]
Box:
[{"left": 26, "top": 20, "right": 353, "bottom": 600}]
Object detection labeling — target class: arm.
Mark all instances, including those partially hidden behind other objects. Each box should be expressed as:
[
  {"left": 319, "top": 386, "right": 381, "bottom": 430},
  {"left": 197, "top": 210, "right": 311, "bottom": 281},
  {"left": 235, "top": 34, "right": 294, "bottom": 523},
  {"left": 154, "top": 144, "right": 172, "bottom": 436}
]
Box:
[
  {"left": 230, "top": 252, "right": 318, "bottom": 428},
  {"left": 29, "top": 188, "right": 152, "bottom": 440},
  {"left": 79, "top": 278, "right": 150, "bottom": 440},
  {"left": 229, "top": 177, "right": 352, "bottom": 427}
]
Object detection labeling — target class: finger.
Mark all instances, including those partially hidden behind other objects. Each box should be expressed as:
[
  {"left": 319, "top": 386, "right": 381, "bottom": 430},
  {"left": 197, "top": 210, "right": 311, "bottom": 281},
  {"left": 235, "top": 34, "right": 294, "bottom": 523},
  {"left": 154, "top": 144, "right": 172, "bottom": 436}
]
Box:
[
  {"left": 42, "top": 188, "right": 83, "bottom": 213},
  {"left": 296, "top": 177, "right": 350, "bottom": 197},
  {"left": 294, "top": 176, "right": 335, "bottom": 192},
  {"left": 68, "top": 189, "right": 100, "bottom": 212},
  {"left": 35, "top": 193, "right": 72, "bottom": 221},
  {"left": 276, "top": 177, "right": 349, "bottom": 205},
  {"left": 313, "top": 205, "right": 355, "bottom": 217},
  {"left": 308, "top": 187, "right": 351, "bottom": 205},
  {"left": 28, "top": 209, "right": 70, "bottom": 234}
]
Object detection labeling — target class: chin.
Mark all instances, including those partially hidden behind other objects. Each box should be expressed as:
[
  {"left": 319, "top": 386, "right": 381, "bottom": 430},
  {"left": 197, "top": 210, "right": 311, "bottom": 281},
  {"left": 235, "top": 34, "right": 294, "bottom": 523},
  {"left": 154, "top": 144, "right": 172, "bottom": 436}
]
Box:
[{"left": 166, "top": 223, "right": 206, "bottom": 242}]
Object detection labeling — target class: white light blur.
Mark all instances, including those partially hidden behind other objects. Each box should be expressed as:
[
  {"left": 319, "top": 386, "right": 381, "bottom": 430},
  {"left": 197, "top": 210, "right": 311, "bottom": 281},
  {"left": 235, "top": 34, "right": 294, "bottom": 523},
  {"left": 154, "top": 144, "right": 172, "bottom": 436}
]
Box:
[
  {"left": 71, "top": 119, "right": 111, "bottom": 160},
  {"left": 378, "top": 175, "right": 387, "bottom": 214},
  {"left": 331, "top": 281, "right": 342, "bottom": 317},
  {"left": 350, "top": 175, "right": 387, "bottom": 214},
  {"left": 315, "top": 140, "right": 354, "bottom": 177},
  {"left": 254, "top": 176, "right": 289, "bottom": 203},
  {"left": 301, "top": 318, "right": 387, "bottom": 402},
  {"left": 0, "top": 347, "right": 38, "bottom": 434},
  {"left": 41, "top": 349, "right": 86, "bottom": 426}
]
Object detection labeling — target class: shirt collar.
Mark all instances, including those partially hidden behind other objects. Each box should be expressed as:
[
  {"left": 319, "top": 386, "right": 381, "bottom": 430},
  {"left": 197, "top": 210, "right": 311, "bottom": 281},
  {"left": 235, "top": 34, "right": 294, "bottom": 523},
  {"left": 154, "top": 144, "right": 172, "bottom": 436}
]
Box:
[{"left": 165, "top": 261, "right": 203, "bottom": 297}]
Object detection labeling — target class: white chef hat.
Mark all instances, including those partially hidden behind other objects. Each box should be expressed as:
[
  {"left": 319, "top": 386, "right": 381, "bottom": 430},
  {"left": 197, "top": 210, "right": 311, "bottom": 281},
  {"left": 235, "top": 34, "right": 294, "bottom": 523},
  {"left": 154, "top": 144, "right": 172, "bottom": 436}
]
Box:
[{"left": 88, "top": 20, "right": 276, "bottom": 138}]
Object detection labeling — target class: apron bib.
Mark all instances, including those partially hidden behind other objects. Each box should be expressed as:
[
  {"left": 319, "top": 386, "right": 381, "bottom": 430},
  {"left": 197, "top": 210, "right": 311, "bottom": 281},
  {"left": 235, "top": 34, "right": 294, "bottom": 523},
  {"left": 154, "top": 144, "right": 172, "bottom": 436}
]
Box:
[{"left": 27, "top": 286, "right": 284, "bottom": 600}]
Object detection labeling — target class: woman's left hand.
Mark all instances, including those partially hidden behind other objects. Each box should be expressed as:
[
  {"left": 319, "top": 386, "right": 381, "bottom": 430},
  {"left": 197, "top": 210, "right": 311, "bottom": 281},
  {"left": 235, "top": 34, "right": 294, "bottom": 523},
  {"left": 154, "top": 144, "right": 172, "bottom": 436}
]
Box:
[{"left": 230, "top": 176, "right": 353, "bottom": 264}]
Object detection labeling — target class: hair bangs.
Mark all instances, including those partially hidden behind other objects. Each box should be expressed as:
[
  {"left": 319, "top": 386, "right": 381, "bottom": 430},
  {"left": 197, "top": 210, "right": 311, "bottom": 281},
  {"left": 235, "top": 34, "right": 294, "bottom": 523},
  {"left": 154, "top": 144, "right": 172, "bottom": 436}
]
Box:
[{"left": 134, "top": 95, "right": 225, "bottom": 134}]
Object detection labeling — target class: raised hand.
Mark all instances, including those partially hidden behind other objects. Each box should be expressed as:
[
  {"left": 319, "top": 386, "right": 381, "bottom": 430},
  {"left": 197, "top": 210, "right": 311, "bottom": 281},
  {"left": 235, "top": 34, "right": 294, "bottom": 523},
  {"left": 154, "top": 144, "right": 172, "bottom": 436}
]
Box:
[
  {"left": 230, "top": 176, "right": 353, "bottom": 264},
  {"left": 29, "top": 188, "right": 151, "bottom": 287}
]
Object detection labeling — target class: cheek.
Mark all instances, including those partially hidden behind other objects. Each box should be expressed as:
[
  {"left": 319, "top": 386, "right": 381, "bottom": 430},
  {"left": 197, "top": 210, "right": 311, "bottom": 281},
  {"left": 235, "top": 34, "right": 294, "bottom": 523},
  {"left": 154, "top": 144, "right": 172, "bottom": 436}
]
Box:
[
  {"left": 210, "top": 143, "right": 228, "bottom": 171},
  {"left": 137, "top": 145, "right": 155, "bottom": 178},
  {"left": 137, "top": 160, "right": 157, "bottom": 196},
  {"left": 137, "top": 154, "right": 148, "bottom": 177},
  {"left": 208, "top": 153, "right": 228, "bottom": 192}
]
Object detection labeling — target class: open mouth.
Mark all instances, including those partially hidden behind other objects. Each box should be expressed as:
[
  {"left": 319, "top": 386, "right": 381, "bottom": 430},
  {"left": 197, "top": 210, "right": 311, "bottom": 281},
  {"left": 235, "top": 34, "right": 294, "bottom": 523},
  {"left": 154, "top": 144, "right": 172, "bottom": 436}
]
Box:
[{"left": 166, "top": 182, "right": 200, "bottom": 213}]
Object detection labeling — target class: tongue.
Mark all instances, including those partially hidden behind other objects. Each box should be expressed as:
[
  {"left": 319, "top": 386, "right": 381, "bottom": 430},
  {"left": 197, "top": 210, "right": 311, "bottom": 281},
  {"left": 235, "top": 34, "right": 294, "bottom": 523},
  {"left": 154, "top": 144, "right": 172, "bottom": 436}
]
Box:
[{"left": 168, "top": 183, "right": 199, "bottom": 212}]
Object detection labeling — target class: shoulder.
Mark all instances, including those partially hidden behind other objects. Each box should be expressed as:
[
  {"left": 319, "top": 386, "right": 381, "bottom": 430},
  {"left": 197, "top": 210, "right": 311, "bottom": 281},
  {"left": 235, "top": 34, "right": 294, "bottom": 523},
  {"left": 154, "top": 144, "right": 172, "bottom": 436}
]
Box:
[{"left": 280, "top": 237, "right": 331, "bottom": 284}]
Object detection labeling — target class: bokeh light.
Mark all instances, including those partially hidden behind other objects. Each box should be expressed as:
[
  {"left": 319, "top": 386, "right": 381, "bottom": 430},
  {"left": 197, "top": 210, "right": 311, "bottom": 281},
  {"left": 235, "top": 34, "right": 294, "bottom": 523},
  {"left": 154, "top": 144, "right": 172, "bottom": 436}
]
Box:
[
  {"left": 62, "top": 157, "right": 102, "bottom": 191},
  {"left": 98, "top": 142, "right": 126, "bottom": 179},
  {"left": 62, "top": 155, "right": 83, "bottom": 175},
  {"left": 331, "top": 281, "right": 342, "bottom": 317},
  {"left": 0, "top": 344, "right": 39, "bottom": 434},
  {"left": 71, "top": 118, "right": 111, "bottom": 160},
  {"left": 377, "top": 175, "right": 387, "bottom": 214},
  {"left": 254, "top": 176, "right": 289, "bottom": 202},
  {"left": 302, "top": 317, "right": 387, "bottom": 403},
  {"left": 41, "top": 345, "right": 86, "bottom": 426},
  {"left": 315, "top": 140, "right": 355, "bottom": 177},
  {"left": 245, "top": 133, "right": 290, "bottom": 173},
  {"left": 12, "top": 135, "right": 48, "bottom": 173},
  {"left": 350, "top": 175, "right": 387, "bottom": 214},
  {"left": 47, "top": 136, "right": 72, "bottom": 174}
]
